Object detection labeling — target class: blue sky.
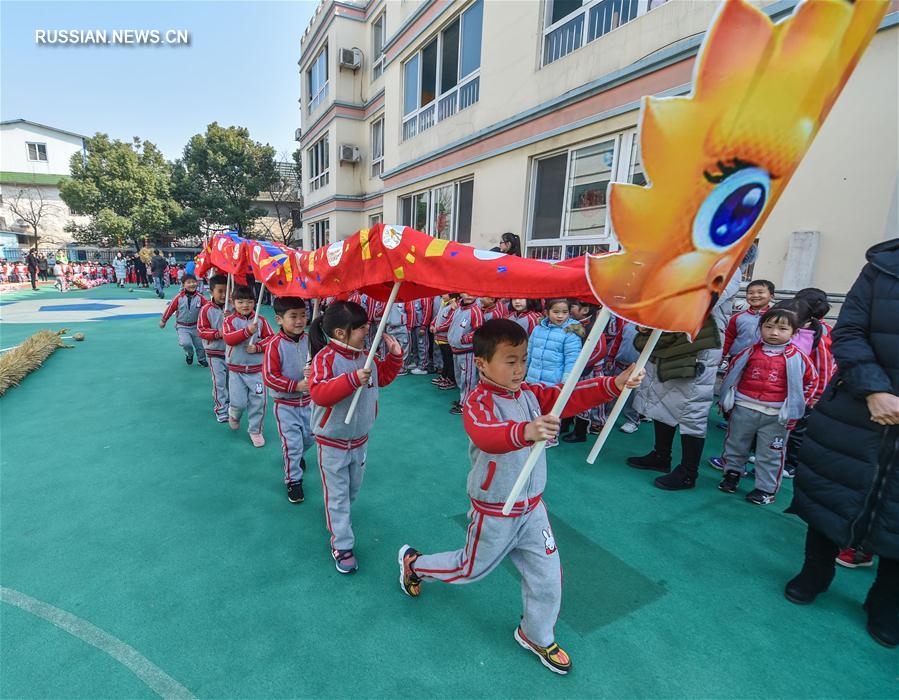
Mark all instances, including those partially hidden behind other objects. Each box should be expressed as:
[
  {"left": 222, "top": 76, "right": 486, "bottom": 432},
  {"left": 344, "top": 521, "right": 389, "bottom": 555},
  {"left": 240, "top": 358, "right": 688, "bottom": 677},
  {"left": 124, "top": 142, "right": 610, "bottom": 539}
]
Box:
[{"left": 1, "top": 1, "right": 316, "bottom": 160}]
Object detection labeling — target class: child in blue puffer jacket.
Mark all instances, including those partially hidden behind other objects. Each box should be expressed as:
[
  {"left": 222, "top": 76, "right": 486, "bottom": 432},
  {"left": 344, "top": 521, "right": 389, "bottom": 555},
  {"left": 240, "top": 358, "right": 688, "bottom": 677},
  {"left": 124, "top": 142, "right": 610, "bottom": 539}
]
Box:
[{"left": 526, "top": 298, "right": 583, "bottom": 386}]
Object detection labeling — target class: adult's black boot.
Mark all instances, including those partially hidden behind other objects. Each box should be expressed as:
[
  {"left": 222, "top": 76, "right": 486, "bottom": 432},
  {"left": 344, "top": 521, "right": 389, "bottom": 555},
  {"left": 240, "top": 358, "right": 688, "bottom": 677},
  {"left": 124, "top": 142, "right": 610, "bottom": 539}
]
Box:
[
  {"left": 653, "top": 434, "right": 703, "bottom": 490},
  {"left": 784, "top": 527, "right": 838, "bottom": 605},
  {"left": 627, "top": 421, "right": 675, "bottom": 472},
  {"left": 863, "top": 557, "right": 899, "bottom": 648}
]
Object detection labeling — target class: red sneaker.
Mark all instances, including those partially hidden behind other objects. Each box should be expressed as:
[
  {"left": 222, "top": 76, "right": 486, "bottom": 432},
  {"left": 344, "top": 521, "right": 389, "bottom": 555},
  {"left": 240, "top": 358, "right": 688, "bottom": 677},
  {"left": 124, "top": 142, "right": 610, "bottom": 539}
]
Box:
[{"left": 836, "top": 548, "right": 873, "bottom": 568}]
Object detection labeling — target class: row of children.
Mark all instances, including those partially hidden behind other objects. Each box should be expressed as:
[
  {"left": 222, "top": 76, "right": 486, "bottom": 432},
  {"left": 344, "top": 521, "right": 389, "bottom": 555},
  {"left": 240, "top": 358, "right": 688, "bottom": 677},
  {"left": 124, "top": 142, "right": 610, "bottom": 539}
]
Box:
[{"left": 158, "top": 272, "right": 646, "bottom": 674}]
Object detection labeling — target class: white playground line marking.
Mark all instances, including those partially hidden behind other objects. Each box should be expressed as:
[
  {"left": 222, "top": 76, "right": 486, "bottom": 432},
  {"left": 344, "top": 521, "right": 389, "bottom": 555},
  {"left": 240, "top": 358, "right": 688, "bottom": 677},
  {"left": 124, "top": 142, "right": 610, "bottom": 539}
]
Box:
[
  {"left": 0, "top": 297, "right": 167, "bottom": 324},
  {"left": 1, "top": 586, "right": 196, "bottom": 700}
]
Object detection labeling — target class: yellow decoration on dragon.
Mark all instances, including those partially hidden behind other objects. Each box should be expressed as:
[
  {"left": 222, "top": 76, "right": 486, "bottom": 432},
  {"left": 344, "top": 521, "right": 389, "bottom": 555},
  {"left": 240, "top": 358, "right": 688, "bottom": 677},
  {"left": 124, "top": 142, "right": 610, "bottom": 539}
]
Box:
[{"left": 587, "top": 0, "right": 887, "bottom": 336}]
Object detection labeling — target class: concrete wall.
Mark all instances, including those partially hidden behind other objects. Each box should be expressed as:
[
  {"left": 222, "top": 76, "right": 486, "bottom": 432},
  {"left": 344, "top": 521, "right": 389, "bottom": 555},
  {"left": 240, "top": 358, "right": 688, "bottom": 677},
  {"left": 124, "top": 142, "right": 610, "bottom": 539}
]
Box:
[
  {"left": 0, "top": 183, "right": 90, "bottom": 245},
  {"left": 0, "top": 123, "right": 84, "bottom": 175}
]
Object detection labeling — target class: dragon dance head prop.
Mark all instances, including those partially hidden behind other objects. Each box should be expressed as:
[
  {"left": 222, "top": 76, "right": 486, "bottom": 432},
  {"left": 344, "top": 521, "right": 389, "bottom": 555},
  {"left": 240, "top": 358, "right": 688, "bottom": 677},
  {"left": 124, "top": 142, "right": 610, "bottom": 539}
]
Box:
[{"left": 587, "top": 0, "right": 888, "bottom": 336}]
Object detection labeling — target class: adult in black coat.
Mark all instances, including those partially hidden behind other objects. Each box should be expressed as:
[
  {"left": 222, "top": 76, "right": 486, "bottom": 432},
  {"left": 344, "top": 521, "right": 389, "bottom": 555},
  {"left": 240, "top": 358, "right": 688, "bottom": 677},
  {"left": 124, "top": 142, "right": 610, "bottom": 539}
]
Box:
[
  {"left": 785, "top": 238, "right": 899, "bottom": 649},
  {"left": 25, "top": 248, "right": 40, "bottom": 291}
]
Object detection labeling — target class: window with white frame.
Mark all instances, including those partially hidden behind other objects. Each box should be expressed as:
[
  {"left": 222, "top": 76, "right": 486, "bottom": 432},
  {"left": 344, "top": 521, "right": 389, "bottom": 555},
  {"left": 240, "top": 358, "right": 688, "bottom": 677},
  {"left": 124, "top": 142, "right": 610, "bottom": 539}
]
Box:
[
  {"left": 307, "top": 134, "right": 330, "bottom": 191},
  {"left": 542, "top": 0, "right": 668, "bottom": 67},
  {"left": 370, "top": 118, "right": 384, "bottom": 178},
  {"left": 402, "top": 0, "right": 482, "bottom": 141},
  {"left": 526, "top": 131, "right": 640, "bottom": 259},
  {"left": 399, "top": 179, "right": 473, "bottom": 243},
  {"left": 27, "top": 142, "right": 48, "bottom": 162},
  {"left": 372, "top": 12, "right": 386, "bottom": 80},
  {"left": 307, "top": 44, "right": 329, "bottom": 112},
  {"left": 309, "top": 219, "right": 330, "bottom": 249},
  {"left": 368, "top": 212, "right": 382, "bottom": 227}
]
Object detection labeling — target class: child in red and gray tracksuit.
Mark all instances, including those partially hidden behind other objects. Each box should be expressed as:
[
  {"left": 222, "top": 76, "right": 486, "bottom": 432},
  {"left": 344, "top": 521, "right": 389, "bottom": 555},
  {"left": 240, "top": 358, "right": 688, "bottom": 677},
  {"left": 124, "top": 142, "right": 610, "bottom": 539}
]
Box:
[
  {"left": 197, "top": 275, "right": 230, "bottom": 422},
  {"left": 398, "top": 318, "right": 643, "bottom": 675},
  {"left": 717, "top": 306, "right": 817, "bottom": 504},
  {"left": 223, "top": 285, "right": 274, "bottom": 447},
  {"left": 159, "top": 274, "right": 207, "bottom": 366},
  {"left": 405, "top": 296, "right": 434, "bottom": 374},
  {"left": 309, "top": 300, "right": 403, "bottom": 575},
  {"left": 263, "top": 296, "right": 313, "bottom": 504}
]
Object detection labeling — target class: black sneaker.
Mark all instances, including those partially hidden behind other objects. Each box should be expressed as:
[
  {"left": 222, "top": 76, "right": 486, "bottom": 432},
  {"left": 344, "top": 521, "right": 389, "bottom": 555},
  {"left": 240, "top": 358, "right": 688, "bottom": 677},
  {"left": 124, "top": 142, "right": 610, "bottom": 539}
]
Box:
[
  {"left": 449, "top": 404, "right": 462, "bottom": 415},
  {"left": 718, "top": 471, "right": 740, "bottom": 493},
  {"left": 783, "top": 465, "right": 796, "bottom": 479},
  {"left": 198, "top": 359, "right": 209, "bottom": 367},
  {"left": 287, "top": 480, "right": 304, "bottom": 504},
  {"left": 185, "top": 355, "right": 194, "bottom": 365},
  {"left": 746, "top": 488, "right": 775, "bottom": 505},
  {"left": 626, "top": 450, "right": 671, "bottom": 473}
]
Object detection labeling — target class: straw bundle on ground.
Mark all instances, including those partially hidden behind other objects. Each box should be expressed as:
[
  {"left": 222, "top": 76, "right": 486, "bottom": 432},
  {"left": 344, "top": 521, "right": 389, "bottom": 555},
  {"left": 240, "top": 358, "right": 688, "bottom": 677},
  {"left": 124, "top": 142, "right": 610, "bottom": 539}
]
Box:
[{"left": 0, "top": 329, "right": 72, "bottom": 396}]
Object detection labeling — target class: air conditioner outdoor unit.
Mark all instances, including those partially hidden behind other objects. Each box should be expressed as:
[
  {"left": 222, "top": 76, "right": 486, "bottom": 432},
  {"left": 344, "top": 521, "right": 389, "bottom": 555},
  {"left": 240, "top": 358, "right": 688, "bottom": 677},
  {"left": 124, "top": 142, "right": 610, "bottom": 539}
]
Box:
[
  {"left": 339, "top": 47, "right": 363, "bottom": 70},
  {"left": 294, "top": 127, "right": 302, "bottom": 141},
  {"left": 339, "top": 145, "right": 361, "bottom": 163}
]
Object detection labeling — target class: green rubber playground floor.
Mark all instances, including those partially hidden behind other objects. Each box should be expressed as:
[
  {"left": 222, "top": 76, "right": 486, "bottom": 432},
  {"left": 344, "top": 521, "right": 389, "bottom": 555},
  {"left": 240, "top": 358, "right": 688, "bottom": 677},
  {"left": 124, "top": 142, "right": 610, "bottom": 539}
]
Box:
[{"left": 1, "top": 285, "right": 895, "bottom": 698}]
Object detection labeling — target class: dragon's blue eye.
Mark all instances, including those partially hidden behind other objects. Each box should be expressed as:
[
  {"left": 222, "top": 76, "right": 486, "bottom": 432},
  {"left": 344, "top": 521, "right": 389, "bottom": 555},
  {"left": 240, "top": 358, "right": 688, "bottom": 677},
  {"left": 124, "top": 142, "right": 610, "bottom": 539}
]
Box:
[{"left": 693, "top": 166, "right": 770, "bottom": 252}]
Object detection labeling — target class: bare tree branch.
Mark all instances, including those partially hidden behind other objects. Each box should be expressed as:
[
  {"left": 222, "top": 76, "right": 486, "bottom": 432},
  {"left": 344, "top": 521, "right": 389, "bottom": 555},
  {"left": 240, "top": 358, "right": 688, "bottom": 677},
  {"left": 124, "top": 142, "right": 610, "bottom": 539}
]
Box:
[{"left": 7, "top": 187, "right": 60, "bottom": 249}]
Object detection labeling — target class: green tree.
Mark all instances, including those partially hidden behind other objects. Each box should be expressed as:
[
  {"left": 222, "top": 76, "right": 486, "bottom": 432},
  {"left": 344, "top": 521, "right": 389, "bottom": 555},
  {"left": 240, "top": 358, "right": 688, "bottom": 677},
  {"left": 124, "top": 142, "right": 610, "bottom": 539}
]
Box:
[
  {"left": 59, "top": 134, "right": 180, "bottom": 249},
  {"left": 171, "top": 122, "right": 276, "bottom": 237}
]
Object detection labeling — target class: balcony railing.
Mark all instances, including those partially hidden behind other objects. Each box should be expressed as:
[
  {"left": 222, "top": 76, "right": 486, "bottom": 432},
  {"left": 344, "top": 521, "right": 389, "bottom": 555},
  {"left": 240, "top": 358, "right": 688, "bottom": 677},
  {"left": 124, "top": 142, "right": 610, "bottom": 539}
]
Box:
[
  {"left": 543, "top": 0, "right": 657, "bottom": 66},
  {"left": 402, "top": 73, "right": 480, "bottom": 141}
]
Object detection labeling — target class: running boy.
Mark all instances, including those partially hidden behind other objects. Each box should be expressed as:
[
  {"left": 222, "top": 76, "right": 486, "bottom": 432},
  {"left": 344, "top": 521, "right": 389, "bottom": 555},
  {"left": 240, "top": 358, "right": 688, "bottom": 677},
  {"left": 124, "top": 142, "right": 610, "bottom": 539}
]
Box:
[
  {"left": 717, "top": 307, "right": 817, "bottom": 504},
  {"left": 263, "top": 297, "right": 313, "bottom": 503},
  {"left": 398, "top": 319, "right": 644, "bottom": 674},
  {"left": 223, "top": 285, "right": 274, "bottom": 447},
  {"left": 197, "top": 275, "right": 230, "bottom": 422},
  {"left": 159, "top": 273, "right": 208, "bottom": 366}
]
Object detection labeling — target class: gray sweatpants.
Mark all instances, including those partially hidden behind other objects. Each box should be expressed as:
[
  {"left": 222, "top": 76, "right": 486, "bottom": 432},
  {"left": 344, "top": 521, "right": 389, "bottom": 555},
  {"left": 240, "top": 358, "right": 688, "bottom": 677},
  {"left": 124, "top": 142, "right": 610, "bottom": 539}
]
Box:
[
  {"left": 228, "top": 371, "right": 266, "bottom": 435},
  {"left": 274, "top": 401, "right": 313, "bottom": 484},
  {"left": 177, "top": 325, "right": 206, "bottom": 361},
  {"left": 406, "top": 326, "right": 429, "bottom": 370},
  {"left": 414, "top": 501, "right": 561, "bottom": 647},
  {"left": 208, "top": 356, "right": 229, "bottom": 421},
  {"left": 453, "top": 352, "right": 477, "bottom": 402},
  {"left": 723, "top": 403, "right": 788, "bottom": 493},
  {"left": 316, "top": 442, "right": 366, "bottom": 551},
  {"left": 386, "top": 326, "right": 409, "bottom": 366}
]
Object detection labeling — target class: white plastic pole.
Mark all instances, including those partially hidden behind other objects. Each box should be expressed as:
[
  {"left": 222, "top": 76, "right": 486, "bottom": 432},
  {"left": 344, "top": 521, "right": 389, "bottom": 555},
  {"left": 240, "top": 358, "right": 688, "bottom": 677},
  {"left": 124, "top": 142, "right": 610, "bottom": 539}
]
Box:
[
  {"left": 223, "top": 273, "right": 233, "bottom": 312},
  {"left": 586, "top": 327, "right": 663, "bottom": 464},
  {"left": 344, "top": 281, "right": 401, "bottom": 424},
  {"left": 501, "top": 307, "right": 612, "bottom": 515},
  {"left": 312, "top": 298, "right": 321, "bottom": 320}
]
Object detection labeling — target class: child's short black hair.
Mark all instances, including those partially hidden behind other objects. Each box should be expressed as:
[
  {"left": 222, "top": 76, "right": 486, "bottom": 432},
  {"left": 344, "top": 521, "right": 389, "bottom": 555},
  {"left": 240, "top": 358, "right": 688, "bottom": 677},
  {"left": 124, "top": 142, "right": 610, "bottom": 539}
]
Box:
[
  {"left": 473, "top": 319, "right": 528, "bottom": 361},
  {"left": 570, "top": 299, "right": 597, "bottom": 313},
  {"left": 747, "top": 279, "right": 775, "bottom": 294},
  {"left": 181, "top": 273, "right": 197, "bottom": 283},
  {"left": 273, "top": 296, "right": 307, "bottom": 316},
  {"left": 760, "top": 306, "right": 800, "bottom": 331},
  {"left": 794, "top": 287, "right": 830, "bottom": 320},
  {"left": 544, "top": 298, "right": 570, "bottom": 311},
  {"left": 232, "top": 285, "right": 255, "bottom": 301},
  {"left": 209, "top": 274, "right": 227, "bottom": 290}
]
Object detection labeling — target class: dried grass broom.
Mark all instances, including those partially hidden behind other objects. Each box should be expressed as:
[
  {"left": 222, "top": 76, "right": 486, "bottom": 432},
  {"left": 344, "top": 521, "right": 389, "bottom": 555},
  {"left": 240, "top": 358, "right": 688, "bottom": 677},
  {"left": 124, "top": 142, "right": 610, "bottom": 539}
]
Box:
[{"left": 0, "top": 329, "right": 73, "bottom": 396}]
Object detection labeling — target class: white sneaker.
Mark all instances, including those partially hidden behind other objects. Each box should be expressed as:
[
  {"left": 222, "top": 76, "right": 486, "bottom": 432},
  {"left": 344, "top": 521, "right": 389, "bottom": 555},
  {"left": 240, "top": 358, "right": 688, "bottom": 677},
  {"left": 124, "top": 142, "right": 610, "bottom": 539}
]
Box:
[
  {"left": 410, "top": 368, "right": 428, "bottom": 375},
  {"left": 619, "top": 421, "right": 639, "bottom": 434}
]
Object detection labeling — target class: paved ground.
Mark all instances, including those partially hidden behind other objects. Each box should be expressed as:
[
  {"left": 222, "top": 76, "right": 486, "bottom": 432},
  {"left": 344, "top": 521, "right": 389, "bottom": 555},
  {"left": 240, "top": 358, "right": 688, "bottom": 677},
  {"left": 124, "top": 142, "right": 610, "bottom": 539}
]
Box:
[{"left": 1, "top": 284, "right": 895, "bottom": 698}]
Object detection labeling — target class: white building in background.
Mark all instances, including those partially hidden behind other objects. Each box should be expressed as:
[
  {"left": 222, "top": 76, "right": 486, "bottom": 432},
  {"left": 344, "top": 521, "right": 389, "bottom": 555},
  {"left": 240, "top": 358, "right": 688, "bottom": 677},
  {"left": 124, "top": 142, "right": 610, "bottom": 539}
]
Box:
[
  {"left": 0, "top": 119, "right": 91, "bottom": 250},
  {"left": 297, "top": 0, "right": 898, "bottom": 294}
]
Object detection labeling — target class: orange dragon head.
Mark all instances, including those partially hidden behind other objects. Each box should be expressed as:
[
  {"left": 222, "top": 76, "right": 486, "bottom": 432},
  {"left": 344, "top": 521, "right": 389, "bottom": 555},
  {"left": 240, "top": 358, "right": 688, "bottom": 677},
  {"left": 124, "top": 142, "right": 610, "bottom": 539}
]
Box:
[{"left": 587, "top": 0, "right": 888, "bottom": 335}]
